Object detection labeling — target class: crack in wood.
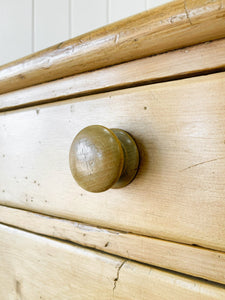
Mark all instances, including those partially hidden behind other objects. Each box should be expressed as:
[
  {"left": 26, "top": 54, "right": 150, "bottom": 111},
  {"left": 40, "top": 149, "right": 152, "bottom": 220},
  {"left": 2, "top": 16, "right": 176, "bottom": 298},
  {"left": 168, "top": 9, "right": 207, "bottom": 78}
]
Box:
[
  {"left": 184, "top": 0, "right": 193, "bottom": 26},
  {"left": 180, "top": 157, "right": 225, "bottom": 172},
  {"left": 113, "top": 260, "right": 127, "bottom": 293}
]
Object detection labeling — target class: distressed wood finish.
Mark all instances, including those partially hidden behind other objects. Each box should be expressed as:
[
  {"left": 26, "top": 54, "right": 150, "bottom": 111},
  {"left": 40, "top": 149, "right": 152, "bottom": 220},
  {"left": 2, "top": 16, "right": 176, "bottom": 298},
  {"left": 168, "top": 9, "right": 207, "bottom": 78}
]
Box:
[
  {"left": 1, "top": 37, "right": 225, "bottom": 112},
  {"left": 1, "top": 224, "right": 225, "bottom": 300},
  {"left": 0, "top": 0, "right": 225, "bottom": 94},
  {"left": 1, "top": 205, "right": 225, "bottom": 285},
  {"left": 0, "top": 72, "right": 225, "bottom": 251}
]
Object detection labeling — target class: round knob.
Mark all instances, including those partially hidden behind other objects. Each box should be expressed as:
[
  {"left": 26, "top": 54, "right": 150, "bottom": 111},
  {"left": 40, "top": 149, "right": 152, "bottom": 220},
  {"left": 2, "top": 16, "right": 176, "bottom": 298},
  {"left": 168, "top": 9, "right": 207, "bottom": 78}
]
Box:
[{"left": 69, "top": 125, "right": 139, "bottom": 193}]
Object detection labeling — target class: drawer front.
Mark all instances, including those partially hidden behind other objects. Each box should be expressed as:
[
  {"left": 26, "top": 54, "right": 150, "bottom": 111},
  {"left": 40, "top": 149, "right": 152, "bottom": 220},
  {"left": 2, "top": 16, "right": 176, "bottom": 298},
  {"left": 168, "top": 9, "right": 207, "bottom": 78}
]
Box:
[
  {"left": 1, "top": 224, "right": 225, "bottom": 300},
  {"left": 1, "top": 205, "right": 225, "bottom": 285},
  {"left": 0, "top": 72, "right": 225, "bottom": 251}
]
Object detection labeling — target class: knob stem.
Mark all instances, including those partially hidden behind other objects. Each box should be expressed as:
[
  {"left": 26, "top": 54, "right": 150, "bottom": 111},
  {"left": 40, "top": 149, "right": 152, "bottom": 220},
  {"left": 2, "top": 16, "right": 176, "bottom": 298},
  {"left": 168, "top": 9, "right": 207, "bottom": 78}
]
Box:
[{"left": 111, "top": 128, "right": 139, "bottom": 189}]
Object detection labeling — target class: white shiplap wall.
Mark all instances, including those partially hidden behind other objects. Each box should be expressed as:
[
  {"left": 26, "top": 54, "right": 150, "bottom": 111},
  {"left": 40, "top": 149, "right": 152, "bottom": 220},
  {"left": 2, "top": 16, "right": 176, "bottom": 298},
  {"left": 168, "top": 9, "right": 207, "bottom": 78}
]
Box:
[{"left": 0, "top": 0, "right": 172, "bottom": 66}]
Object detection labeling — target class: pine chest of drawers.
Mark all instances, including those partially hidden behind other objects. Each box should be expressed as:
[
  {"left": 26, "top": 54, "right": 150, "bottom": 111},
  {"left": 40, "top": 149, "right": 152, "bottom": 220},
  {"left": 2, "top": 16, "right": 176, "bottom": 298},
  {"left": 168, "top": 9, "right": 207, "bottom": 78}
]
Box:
[{"left": 1, "top": 0, "right": 225, "bottom": 299}]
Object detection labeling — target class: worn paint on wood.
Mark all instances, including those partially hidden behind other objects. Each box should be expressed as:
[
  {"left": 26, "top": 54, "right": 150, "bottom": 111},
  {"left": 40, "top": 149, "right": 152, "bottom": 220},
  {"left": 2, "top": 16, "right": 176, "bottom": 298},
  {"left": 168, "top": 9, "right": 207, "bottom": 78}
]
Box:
[
  {"left": 1, "top": 224, "right": 225, "bottom": 299},
  {"left": 0, "top": 0, "right": 225, "bottom": 94},
  {"left": 0, "top": 38, "right": 225, "bottom": 112},
  {"left": 0, "top": 73, "right": 225, "bottom": 252},
  {"left": 0, "top": 205, "right": 225, "bottom": 285}
]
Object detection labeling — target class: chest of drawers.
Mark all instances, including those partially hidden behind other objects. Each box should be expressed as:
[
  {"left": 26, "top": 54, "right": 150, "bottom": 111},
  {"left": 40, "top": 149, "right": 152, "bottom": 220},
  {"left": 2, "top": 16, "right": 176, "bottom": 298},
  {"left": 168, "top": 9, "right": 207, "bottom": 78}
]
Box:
[{"left": 1, "top": 0, "right": 225, "bottom": 299}]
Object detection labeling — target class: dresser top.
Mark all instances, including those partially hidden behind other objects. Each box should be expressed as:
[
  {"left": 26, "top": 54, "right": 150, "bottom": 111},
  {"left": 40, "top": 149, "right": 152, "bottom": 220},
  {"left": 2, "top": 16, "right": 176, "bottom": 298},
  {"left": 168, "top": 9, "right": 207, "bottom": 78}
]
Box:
[{"left": 0, "top": 0, "right": 224, "bottom": 95}]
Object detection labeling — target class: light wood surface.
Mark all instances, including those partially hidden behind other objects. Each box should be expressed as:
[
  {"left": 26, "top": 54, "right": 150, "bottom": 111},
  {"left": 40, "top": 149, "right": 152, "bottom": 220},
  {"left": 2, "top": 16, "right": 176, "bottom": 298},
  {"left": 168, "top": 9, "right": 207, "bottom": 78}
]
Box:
[
  {"left": 1, "top": 205, "right": 225, "bottom": 285},
  {"left": 0, "top": 0, "right": 225, "bottom": 94},
  {"left": 1, "top": 224, "right": 225, "bottom": 300},
  {"left": 1, "top": 73, "right": 225, "bottom": 252},
  {"left": 1, "top": 37, "right": 225, "bottom": 112}
]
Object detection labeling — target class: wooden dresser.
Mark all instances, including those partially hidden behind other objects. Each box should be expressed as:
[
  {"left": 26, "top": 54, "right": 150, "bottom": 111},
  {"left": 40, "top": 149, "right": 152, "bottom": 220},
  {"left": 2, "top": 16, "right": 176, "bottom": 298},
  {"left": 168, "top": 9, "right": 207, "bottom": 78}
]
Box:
[{"left": 1, "top": 0, "right": 225, "bottom": 299}]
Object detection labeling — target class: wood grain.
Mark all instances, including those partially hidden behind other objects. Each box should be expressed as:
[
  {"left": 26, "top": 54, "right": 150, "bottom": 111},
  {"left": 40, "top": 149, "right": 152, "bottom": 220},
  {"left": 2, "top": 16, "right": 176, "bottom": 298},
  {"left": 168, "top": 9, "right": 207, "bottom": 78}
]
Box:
[
  {"left": 1, "top": 205, "right": 225, "bottom": 285},
  {"left": 0, "top": 0, "right": 225, "bottom": 94},
  {"left": 1, "top": 224, "right": 225, "bottom": 299},
  {"left": 1, "top": 37, "right": 225, "bottom": 112},
  {"left": 69, "top": 125, "right": 124, "bottom": 193},
  {"left": 1, "top": 73, "right": 225, "bottom": 252},
  {"left": 69, "top": 126, "right": 139, "bottom": 192}
]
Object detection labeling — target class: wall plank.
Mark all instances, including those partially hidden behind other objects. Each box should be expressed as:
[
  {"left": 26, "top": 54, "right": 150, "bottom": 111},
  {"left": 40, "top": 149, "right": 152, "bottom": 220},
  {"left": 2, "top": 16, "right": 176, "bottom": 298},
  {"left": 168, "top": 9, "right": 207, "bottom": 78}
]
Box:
[
  {"left": 108, "top": 0, "right": 146, "bottom": 23},
  {"left": 0, "top": 0, "right": 32, "bottom": 66},
  {"left": 34, "top": 0, "right": 69, "bottom": 51},
  {"left": 71, "top": 0, "right": 108, "bottom": 37},
  {"left": 147, "top": 0, "right": 173, "bottom": 9}
]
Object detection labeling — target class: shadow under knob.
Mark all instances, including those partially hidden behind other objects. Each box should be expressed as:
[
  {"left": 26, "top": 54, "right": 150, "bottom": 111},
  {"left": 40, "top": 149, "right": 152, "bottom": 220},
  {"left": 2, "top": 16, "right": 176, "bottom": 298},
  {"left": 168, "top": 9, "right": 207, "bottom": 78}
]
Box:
[{"left": 69, "top": 125, "right": 139, "bottom": 193}]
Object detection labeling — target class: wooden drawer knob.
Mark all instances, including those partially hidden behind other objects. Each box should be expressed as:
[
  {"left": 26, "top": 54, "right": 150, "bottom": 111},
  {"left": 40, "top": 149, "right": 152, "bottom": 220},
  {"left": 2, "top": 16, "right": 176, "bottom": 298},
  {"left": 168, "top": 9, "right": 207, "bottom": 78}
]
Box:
[{"left": 69, "top": 125, "right": 139, "bottom": 193}]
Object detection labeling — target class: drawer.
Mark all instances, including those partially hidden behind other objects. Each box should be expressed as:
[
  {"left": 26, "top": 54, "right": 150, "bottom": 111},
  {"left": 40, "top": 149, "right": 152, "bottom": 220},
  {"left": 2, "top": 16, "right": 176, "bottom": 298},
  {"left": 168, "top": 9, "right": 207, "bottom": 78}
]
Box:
[
  {"left": 1, "top": 205, "right": 225, "bottom": 285},
  {"left": 1, "top": 224, "right": 225, "bottom": 300},
  {"left": 0, "top": 72, "right": 225, "bottom": 251}
]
